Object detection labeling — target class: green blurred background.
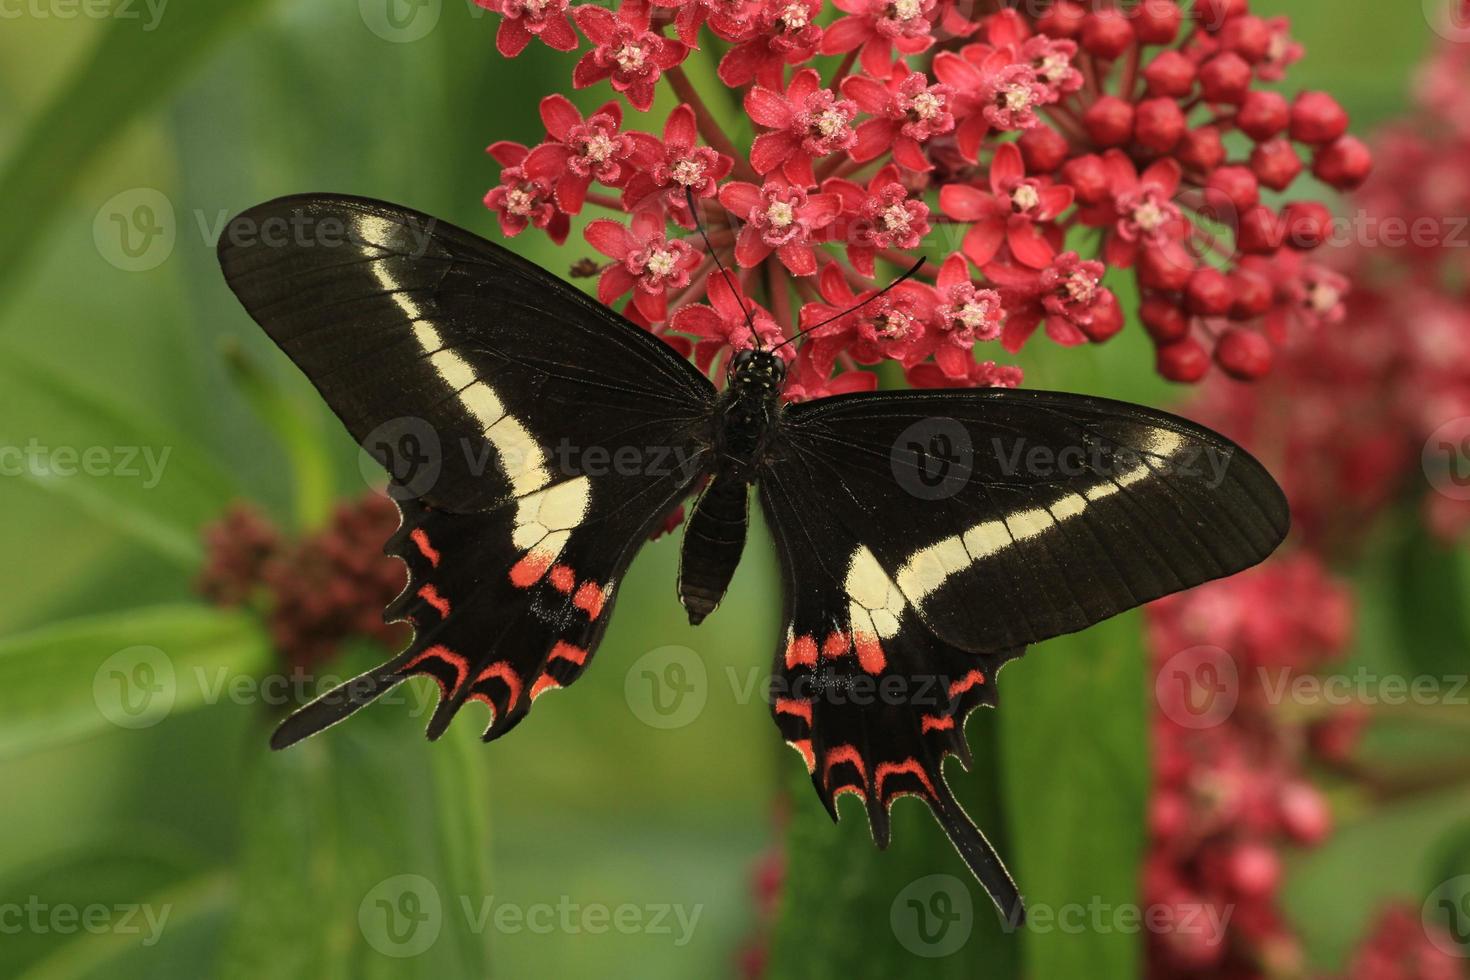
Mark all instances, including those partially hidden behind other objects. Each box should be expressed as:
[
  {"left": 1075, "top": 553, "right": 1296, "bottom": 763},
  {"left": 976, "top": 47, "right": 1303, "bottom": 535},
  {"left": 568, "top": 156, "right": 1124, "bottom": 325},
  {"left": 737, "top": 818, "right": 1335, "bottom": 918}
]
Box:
[{"left": 0, "top": 1, "right": 1456, "bottom": 977}]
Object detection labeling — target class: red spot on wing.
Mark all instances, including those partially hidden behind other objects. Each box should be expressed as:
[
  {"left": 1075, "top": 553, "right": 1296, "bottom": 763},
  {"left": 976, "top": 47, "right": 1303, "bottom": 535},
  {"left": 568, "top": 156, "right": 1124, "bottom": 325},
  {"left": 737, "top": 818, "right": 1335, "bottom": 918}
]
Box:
[
  {"left": 573, "top": 581, "right": 605, "bottom": 619},
  {"left": 788, "top": 739, "right": 816, "bottom": 772},
  {"left": 775, "top": 698, "right": 813, "bottom": 725},
  {"left": 921, "top": 714, "right": 956, "bottom": 733},
  {"left": 410, "top": 528, "right": 441, "bottom": 567},
  {"left": 549, "top": 564, "right": 576, "bottom": 593},
  {"left": 417, "top": 584, "right": 451, "bottom": 617},
  {"left": 402, "top": 644, "right": 468, "bottom": 693},
  {"left": 530, "top": 673, "right": 561, "bottom": 700},
  {"left": 823, "top": 743, "right": 868, "bottom": 789},
  {"left": 548, "top": 641, "right": 588, "bottom": 666},
  {"left": 785, "top": 634, "right": 818, "bottom": 668},
  {"left": 853, "top": 631, "right": 887, "bottom": 674},
  {"left": 822, "top": 631, "right": 851, "bottom": 658},
  {"left": 474, "top": 660, "right": 523, "bottom": 707},
  {"left": 510, "top": 551, "right": 553, "bottom": 588},
  {"left": 875, "top": 759, "right": 937, "bottom": 799},
  {"left": 949, "top": 670, "right": 986, "bottom": 699}
]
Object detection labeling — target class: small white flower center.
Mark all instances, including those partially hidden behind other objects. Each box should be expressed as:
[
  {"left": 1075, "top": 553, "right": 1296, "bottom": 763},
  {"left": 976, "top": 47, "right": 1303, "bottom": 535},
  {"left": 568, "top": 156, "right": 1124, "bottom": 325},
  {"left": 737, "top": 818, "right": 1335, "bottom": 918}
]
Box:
[
  {"left": 1037, "top": 53, "right": 1069, "bottom": 83},
  {"left": 614, "top": 43, "right": 647, "bottom": 72},
  {"left": 889, "top": 0, "right": 921, "bottom": 20},
  {"left": 506, "top": 188, "right": 536, "bottom": 215},
  {"left": 813, "top": 109, "right": 848, "bottom": 138},
  {"left": 670, "top": 157, "right": 706, "bottom": 186},
  {"left": 1133, "top": 200, "right": 1167, "bottom": 232},
  {"left": 1011, "top": 184, "right": 1040, "bottom": 212},
  {"left": 1308, "top": 282, "right": 1340, "bottom": 313},
  {"left": 878, "top": 310, "right": 913, "bottom": 338},
  {"left": 780, "top": 4, "right": 809, "bottom": 29},
  {"left": 881, "top": 203, "right": 912, "bottom": 232},
  {"left": 1065, "top": 272, "right": 1097, "bottom": 304},
  {"left": 582, "top": 133, "right": 615, "bottom": 163},
  {"left": 645, "top": 249, "right": 678, "bottom": 278},
  {"left": 1000, "top": 84, "right": 1035, "bottom": 113},
  {"left": 955, "top": 298, "right": 994, "bottom": 330},
  {"left": 909, "top": 91, "right": 942, "bottom": 120},
  {"left": 766, "top": 201, "right": 795, "bottom": 227}
]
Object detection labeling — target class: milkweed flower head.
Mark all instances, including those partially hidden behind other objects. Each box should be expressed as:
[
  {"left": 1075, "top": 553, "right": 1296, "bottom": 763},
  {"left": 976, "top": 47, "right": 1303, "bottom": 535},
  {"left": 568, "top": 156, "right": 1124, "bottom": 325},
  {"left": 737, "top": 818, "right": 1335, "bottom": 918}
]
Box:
[{"left": 480, "top": 0, "right": 1369, "bottom": 396}]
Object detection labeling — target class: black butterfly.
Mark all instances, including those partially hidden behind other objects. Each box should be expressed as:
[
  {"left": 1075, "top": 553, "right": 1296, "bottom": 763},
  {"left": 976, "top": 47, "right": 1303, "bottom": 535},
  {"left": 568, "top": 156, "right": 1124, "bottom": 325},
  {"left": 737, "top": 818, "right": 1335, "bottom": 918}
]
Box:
[{"left": 218, "top": 194, "right": 1288, "bottom": 923}]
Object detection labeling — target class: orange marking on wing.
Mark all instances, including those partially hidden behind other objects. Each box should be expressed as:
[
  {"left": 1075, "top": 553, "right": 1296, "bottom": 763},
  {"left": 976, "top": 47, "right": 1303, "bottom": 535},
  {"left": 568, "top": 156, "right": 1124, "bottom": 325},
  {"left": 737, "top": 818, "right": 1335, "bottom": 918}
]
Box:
[
  {"left": 417, "top": 584, "right": 451, "bottom": 617},
  {"left": 549, "top": 564, "right": 576, "bottom": 594},
  {"left": 410, "top": 528, "right": 441, "bottom": 567},
  {"left": 785, "top": 634, "right": 818, "bottom": 668},
  {"left": 921, "top": 714, "right": 956, "bottom": 733},
  {"left": 402, "top": 644, "right": 468, "bottom": 693},
  {"left": 822, "top": 744, "right": 868, "bottom": 789},
  {"left": 949, "top": 670, "right": 987, "bottom": 699},
  {"left": 853, "top": 631, "right": 887, "bottom": 674},
  {"left": 787, "top": 739, "right": 816, "bottom": 773},
  {"left": 572, "top": 581, "right": 605, "bottom": 619},
  {"left": 822, "top": 631, "right": 850, "bottom": 658},
  {"left": 775, "top": 698, "right": 813, "bottom": 725},
  {"left": 548, "top": 641, "right": 588, "bottom": 666},
  {"left": 474, "top": 661, "right": 523, "bottom": 707},
  {"left": 509, "top": 551, "right": 553, "bottom": 588},
  {"left": 530, "top": 673, "right": 561, "bottom": 700},
  {"left": 875, "top": 759, "right": 937, "bottom": 799}
]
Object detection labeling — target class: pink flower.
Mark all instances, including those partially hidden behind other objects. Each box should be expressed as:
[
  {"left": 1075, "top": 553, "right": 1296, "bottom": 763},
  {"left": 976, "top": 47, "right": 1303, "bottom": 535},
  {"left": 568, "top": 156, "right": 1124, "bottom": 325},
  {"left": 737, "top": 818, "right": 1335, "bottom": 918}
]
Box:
[
  {"left": 823, "top": 164, "right": 930, "bottom": 277},
  {"left": 718, "top": 0, "right": 823, "bottom": 90},
  {"left": 800, "top": 262, "right": 934, "bottom": 367},
  {"left": 933, "top": 47, "right": 1048, "bottom": 160},
  {"left": 584, "top": 211, "right": 702, "bottom": 322},
  {"left": 719, "top": 180, "right": 842, "bottom": 277},
  {"left": 783, "top": 347, "right": 879, "bottom": 401},
  {"left": 483, "top": 141, "right": 568, "bottom": 243},
  {"left": 621, "top": 105, "right": 734, "bottom": 227},
  {"left": 906, "top": 358, "right": 1022, "bottom": 390},
  {"left": 1075, "top": 150, "right": 1187, "bottom": 268},
  {"left": 572, "top": 2, "right": 689, "bottom": 112},
  {"left": 1021, "top": 35, "right": 1083, "bottom": 99},
  {"left": 650, "top": 0, "right": 752, "bottom": 47},
  {"left": 988, "top": 252, "right": 1114, "bottom": 352},
  {"left": 820, "top": 0, "right": 937, "bottom": 79},
  {"left": 478, "top": 0, "right": 576, "bottom": 58},
  {"left": 843, "top": 71, "right": 954, "bottom": 171},
  {"left": 939, "top": 141, "right": 1072, "bottom": 270},
  {"left": 746, "top": 69, "right": 858, "bottom": 187},
  {"left": 929, "top": 253, "right": 1004, "bottom": 379},
  {"left": 670, "top": 271, "right": 785, "bottom": 372},
  {"left": 522, "top": 96, "right": 635, "bottom": 214}
]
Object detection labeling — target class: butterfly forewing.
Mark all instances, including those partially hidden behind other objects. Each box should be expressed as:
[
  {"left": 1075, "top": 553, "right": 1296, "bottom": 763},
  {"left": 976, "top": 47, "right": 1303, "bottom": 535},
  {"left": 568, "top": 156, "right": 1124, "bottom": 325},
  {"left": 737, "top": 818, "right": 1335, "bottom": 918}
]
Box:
[{"left": 218, "top": 195, "right": 716, "bottom": 744}]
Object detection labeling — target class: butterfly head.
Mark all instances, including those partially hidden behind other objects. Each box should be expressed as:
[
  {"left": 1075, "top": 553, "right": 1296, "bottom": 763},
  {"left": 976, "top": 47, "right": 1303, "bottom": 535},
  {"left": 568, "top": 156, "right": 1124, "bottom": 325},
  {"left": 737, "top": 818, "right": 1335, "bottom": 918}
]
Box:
[{"left": 729, "top": 347, "right": 787, "bottom": 393}]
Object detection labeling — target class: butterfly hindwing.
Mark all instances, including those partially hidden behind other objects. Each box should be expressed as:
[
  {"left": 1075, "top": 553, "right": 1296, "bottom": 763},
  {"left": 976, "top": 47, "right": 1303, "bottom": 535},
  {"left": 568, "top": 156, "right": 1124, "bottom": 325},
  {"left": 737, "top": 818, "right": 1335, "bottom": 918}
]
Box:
[
  {"left": 218, "top": 195, "right": 717, "bottom": 745},
  {"left": 758, "top": 387, "right": 1288, "bottom": 917}
]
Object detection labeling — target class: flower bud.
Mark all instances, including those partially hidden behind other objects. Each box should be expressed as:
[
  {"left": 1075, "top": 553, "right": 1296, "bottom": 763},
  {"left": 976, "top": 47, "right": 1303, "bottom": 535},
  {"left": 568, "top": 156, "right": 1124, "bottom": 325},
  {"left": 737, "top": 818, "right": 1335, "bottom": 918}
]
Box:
[
  {"left": 1250, "top": 138, "right": 1302, "bottom": 190},
  {"left": 1215, "top": 327, "right": 1273, "bottom": 378},
  {"left": 1061, "top": 153, "right": 1110, "bottom": 204},
  {"left": 1135, "top": 98, "right": 1187, "bottom": 153},
  {"left": 1290, "top": 91, "right": 1349, "bottom": 145},
  {"left": 1186, "top": 267, "right": 1233, "bottom": 316},
  {"left": 1019, "top": 125, "right": 1070, "bottom": 174},
  {"left": 1083, "top": 95, "right": 1136, "bottom": 147},
  {"left": 1237, "top": 205, "right": 1285, "bottom": 254},
  {"left": 1143, "top": 50, "right": 1197, "bottom": 97},
  {"left": 1157, "top": 338, "right": 1211, "bottom": 381},
  {"left": 1236, "top": 90, "right": 1289, "bottom": 141},
  {"left": 1081, "top": 10, "right": 1136, "bottom": 60},
  {"left": 1131, "top": 0, "right": 1183, "bottom": 44},
  {"left": 1177, "top": 126, "right": 1226, "bottom": 171},
  {"left": 1313, "top": 136, "right": 1372, "bottom": 190},
  {"left": 1141, "top": 295, "right": 1190, "bottom": 343},
  {"left": 1198, "top": 52, "right": 1253, "bottom": 104},
  {"left": 1207, "top": 165, "right": 1260, "bottom": 211},
  {"left": 1282, "top": 201, "right": 1334, "bottom": 249}
]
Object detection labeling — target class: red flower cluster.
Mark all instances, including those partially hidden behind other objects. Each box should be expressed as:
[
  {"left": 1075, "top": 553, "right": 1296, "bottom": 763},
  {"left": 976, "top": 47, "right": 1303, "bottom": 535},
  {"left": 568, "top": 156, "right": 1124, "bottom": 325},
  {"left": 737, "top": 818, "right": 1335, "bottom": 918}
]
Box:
[
  {"left": 478, "top": 0, "right": 1367, "bottom": 395},
  {"left": 197, "top": 496, "right": 409, "bottom": 670},
  {"left": 1343, "top": 904, "right": 1465, "bottom": 980},
  {"left": 1145, "top": 555, "right": 1354, "bottom": 979},
  {"left": 1186, "top": 35, "right": 1470, "bottom": 549}
]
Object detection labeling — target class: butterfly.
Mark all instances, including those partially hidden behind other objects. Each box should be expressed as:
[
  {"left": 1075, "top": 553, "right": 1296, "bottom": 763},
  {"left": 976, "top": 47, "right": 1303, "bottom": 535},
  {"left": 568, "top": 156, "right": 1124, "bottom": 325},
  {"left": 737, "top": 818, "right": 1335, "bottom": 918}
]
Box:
[{"left": 218, "top": 194, "right": 1288, "bottom": 923}]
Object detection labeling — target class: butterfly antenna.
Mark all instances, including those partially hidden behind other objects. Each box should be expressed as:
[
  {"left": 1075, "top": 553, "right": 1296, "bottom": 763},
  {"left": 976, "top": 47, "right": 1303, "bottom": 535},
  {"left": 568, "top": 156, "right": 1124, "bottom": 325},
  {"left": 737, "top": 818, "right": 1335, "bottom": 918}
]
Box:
[
  {"left": 685, "top": 187, "right": 762, "bottom": 348},
  {"left": 770, "top": 257, "right": 928, "bottom": 354}
]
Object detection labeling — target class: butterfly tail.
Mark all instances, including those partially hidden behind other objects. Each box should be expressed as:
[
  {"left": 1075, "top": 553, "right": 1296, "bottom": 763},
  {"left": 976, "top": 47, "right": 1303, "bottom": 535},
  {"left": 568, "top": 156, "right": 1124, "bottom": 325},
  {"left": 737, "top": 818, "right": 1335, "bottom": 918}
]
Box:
[
  {"left": 270, "top": 650, "right": 416, "bottom": 750},
  {"left": 930, "top": 780, "right": 1026, "bottom": 928}
]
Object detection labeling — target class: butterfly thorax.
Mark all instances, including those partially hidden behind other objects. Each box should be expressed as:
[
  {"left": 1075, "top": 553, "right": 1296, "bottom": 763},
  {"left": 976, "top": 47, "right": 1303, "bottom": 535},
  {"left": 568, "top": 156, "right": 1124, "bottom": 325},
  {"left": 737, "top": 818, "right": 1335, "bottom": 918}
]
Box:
[{"left": 677, "top": 348, "right": 786, "bottom": 624}]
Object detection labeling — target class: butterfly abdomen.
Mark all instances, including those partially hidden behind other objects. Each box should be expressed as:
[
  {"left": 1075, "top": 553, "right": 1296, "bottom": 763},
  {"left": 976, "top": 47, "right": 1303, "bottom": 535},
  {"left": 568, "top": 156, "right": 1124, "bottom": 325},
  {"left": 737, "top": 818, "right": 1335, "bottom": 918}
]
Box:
[{"left": 678, "top": 475, "right": 750, "bottom": 625}]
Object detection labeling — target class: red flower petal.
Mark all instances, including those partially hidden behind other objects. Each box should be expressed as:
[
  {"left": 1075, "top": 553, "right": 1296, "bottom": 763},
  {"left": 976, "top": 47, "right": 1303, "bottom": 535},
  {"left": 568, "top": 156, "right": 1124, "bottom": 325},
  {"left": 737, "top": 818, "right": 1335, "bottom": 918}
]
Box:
[
  {"left": 782, "top": 153, "right": 816, "bottom": 189},
  {"left": 555, "top": 172, "right": 592, "bottom": 214},
  {"left": 751, "top": 131, "right": 802, "bottom": 175},
  {"left": 672, "top": 303, "right": 725, "bottom": 338},
  {"left": 851, "top": 118, "right": 897, "bottom": 163},
  {"left": 990, "top": 142, "right": 1025, "bottom": 192},
  {"left": 572, "top": 5, "right": 615, "bottom": 43},
  {"left": 598, "top": 264, "right": 638, "bottom": 305},
  {"left": 539, "top": 94, "right": 582, "bottom": 142},
  {"left": 585, "top": 219, "right": 635, "bottom": 259},
  {"left": 735, "top": 225, "right": 773, "bottom": 267},
  {"left": 939, "top": 184, "right": 996, "bottom": 221},
  {"left": 746, "top": 85, "right": 795, "bottom": 129},
  {"left": 778, "top": 242, "right": 818, "bottom": 277},
  {"left": 1001, "top": 309, "right": 1041, "bottom": 352},
  {"left": 1007, "top": 220, "right": 1056, "bottom": 269},
  {"left": 962, "top": 219, "right": 1005, "bottom": 267},
  {"left": 634, "top": 286, "right": 668, "bottom": 323},
  {"left": 892, "top": 136, "right": 930, "bottom": 172},
  {"left": 539, "top": 15, "right": 579, "bottom": 51},
  {"left": 841, "top": 75, "right": 889, "bottom": 113},
  {"left": 497, "top": 18, "right": 532, "bottom": 57},
  {"left": 665, "top": 104, "right": 697, "bottom": 148},
  {"left": 820, "top": 16, "right": 872, "bottom": 54},
  {"left": 719, "top": 181, "right": 764, "bottom": 218},
  {"left": 803, "top": 192, "right": 844, "bottom": 227}
]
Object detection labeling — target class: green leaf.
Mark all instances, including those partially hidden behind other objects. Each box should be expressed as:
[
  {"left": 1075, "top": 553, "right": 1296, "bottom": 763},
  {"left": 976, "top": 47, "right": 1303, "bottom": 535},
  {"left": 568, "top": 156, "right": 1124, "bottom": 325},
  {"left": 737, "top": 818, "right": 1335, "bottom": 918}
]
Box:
[
  {"left": 767, "top": 720, "right": 1022, "bottom": 979},
  {"left": 216, "top": 669, "right": 494, "bottom": 980},
  {"left": 0, "top": 604, "right": 270, "bottom": 760},
  {"left": 1386, "top": 522, "right": 1470, "bottom": 679},
  {"left": 999, "top": 612, "right": 1149, "bottom": 980},
  {"left": 0, "top": 348, "right": 237, "bottom": 565},
  {"left": 0, "top": 0, "right": 278, "bottom": 308}
]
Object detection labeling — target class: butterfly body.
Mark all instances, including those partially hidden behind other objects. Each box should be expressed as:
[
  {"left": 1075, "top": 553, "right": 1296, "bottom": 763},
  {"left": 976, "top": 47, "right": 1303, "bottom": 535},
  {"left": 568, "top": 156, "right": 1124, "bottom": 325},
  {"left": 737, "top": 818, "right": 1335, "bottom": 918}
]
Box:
[{"left": 219, "top": 194, "right": 1290, "bottom": 924}]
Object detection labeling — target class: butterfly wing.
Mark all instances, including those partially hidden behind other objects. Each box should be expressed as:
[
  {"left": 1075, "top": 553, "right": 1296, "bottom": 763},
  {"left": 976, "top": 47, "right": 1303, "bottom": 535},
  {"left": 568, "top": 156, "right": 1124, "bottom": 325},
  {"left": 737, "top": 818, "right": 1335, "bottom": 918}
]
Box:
[
  {"left": 218, "top": 194, "right": 716, "bottom": 746},
  {"left": 758, "top": 387, "right": 1288, "bottom": 919}
]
